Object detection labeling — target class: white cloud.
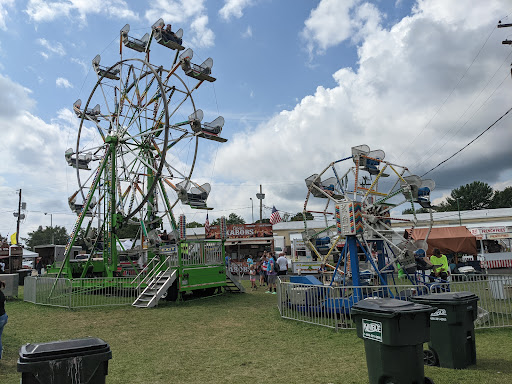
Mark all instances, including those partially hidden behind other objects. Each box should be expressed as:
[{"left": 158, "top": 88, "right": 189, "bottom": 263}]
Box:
[
  {"left": 37, "top": 38, "right": 66, "bottom": 56},
  {"left": 70, "top": 57, "right": 88, "bottom": 74},
  {"left": 300, "top": 0, "right": 382, "bottom": 57},
  {"left": 301, "top": 0, "right": 358, "bottom": 55},
  {"left": 242, "top": 25, "right": 252, "bottom": 38},
  {"left": 144, "top": 0, "right": 215, "bottom": 48},
  {"left": 210, "top": 0, "right": 512, "bottom": 221},
  {"left": 189, "top": 14, "right": 214, "bottom": 48},
  {"left": 0, "top": 0, "right": 15, "bottom": 30},
  {"left": 56, "top": 77, "right": 73, "bottom": 88},
  {"left": 25, "top": 0, "right": 137, "bottom": 24},
  {"left": 0, "top": 74, "right": 78, "bottom": 239},
  {"left": 219, "top": 0, "right": 253, "bottom": 21}
]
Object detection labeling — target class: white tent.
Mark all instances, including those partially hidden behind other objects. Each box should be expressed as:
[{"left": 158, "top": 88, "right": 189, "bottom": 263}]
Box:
[{"left": 22, "top": 248, "right": 39, "bottom": 258}]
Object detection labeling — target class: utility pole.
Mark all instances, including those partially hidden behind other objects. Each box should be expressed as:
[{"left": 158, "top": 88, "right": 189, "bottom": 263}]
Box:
[
  {"left": 256, "top": 185, "right": 265, "bottom": 223},
  {"left": 16, "top": 189, "right": 22, "bottom": 245},
  {"left": 45, "top": 213, "right": 54, "bottom": 244}
]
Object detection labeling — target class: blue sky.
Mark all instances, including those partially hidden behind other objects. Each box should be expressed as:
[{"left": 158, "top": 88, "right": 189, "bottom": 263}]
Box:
[{"left": 1, "top": 0, "right": 512, "bottom": 241}]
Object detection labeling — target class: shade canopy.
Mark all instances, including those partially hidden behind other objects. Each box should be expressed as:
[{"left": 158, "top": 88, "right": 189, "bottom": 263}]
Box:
[{"left": 405, "top": 226, "right": 477, "bottom": 256}]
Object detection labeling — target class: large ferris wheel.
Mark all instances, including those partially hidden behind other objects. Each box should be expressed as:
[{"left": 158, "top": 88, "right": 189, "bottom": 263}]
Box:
[
  {"left": 57, "top": 19, "right": 227, "bottom": 278},
  {"left": 303, "top": 144, "right": 436, "bottom": 286}
]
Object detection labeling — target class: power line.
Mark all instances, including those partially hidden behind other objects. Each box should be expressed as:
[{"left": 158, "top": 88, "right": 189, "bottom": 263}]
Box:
[
  {"left": 397, "top": 24, "right": 497, "bottom": 161},
  {"left": 413, "top": 51, "right": 512, "bottom": 170},
  {"left": 422, "top": 105, "right": 512, "bottom": 177}
]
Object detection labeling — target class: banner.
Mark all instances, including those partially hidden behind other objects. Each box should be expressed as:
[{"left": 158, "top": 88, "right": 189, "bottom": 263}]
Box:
[
  {"left": 206, "top": 223, "right": 273, "bottom": 239},
  {"left": 10, "top": 232, "right": 17, "bottom": 245}
]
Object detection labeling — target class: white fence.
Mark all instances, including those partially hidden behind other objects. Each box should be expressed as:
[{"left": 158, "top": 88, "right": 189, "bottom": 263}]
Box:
[
  {"left": 277, "top": 274, "right": 512, "bottom": 331},
  {"left": 24, "top": 276, "right": 142, "bottom": 308}
]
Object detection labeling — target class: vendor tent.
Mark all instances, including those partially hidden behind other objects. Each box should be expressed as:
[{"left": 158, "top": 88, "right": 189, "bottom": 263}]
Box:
[
  {"left": 22, "top": 248, "right": 39, "bottom": 258},
  {"left": 405, "top": 226, "right": 477, "bottom": 256}
]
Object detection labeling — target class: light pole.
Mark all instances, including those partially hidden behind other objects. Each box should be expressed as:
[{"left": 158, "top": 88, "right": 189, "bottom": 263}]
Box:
[
  {"left": 256, "top": 185, "right": 265, "bottom": 223},
  {"left": 45, "top": 213, "right": 54, "bottom": 244},
  {"left": 249, "top": 198, "right": 254, "bottom": 224}
]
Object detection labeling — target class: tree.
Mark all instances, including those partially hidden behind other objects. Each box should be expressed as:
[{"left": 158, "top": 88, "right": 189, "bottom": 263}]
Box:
[
  {"left": 438, "top": 181, "right": 493, "bottom": 212},
  {"left": 212, "top": 213, "right": 246, "bottom": 226},
  {"left": 23, "top": 225, "right": 69, "bottom": 250},
  {"left": 227, "top": 213, "right": 245, "bottom": 225},
  {"left": 290, "top": 212, "right": 314, "bottom": 221},
  {"left": 116, "top": 223, "right": 140, "bottom": 239},
  {"left": 492, "top": 186, "right": 512, "bottom": 208},
  {"left": 402, "top": 207, "right": 431, "bottom": 214},
  {"left": 186, "top": 221, "right": 203, "bottom": 228}
]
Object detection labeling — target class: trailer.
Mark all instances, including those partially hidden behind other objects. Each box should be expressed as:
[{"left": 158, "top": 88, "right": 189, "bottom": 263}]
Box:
[{"left": 290, "top": 238, "right": 322, "bottom": 274}]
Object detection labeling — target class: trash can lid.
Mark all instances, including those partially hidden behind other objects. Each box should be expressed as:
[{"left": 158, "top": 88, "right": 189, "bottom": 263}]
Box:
[
  {"left": 19, "top": 338, "right": 110, "bottom": 362},
  {"left": 412, "top": 291, "right": 478, "bottom": 304},
  {"left": 352, "top": 297, "right": 434, "bottom": 317}
]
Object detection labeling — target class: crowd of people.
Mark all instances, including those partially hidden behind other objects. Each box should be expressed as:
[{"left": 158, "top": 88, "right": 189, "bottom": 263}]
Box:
[{"left": 229, "top": 251, "right": 289, "bottom": 294}]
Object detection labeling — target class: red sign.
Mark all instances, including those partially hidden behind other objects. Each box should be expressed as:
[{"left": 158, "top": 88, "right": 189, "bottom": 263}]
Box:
[{"left": 206, "top": 223, "right": 273, "bottom": 239}]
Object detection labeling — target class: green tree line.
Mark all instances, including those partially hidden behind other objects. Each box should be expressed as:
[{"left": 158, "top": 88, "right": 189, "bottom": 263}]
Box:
[{"left": 403, "top": 181, "right": 512, "bottom": 214}]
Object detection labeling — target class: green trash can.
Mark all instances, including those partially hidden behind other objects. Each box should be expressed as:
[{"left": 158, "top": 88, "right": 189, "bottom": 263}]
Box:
[
  {"left": 352, "top": 298, "right": 435, "bottom": 384},
  {"left": 17, "top": 337, "right": 112, "bottom": 384},
  {"left": 411, "top": 291, "right": 479, "bottom": 369}
]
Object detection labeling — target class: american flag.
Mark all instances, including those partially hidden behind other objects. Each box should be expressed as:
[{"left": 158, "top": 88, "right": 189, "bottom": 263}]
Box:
[
  {"left": 270, "top": 206, "right": 282, "bottom": 225},
  {"left": 205, "top": 214, "right": 210, "bottom": 234}
]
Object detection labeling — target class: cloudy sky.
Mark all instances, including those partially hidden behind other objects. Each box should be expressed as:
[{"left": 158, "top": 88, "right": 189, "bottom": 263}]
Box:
[{"left": 1, "top": 0, "right": 512, "bottom": 241}]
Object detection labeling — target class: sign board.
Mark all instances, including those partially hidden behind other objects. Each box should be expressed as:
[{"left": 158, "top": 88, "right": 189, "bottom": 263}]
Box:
[
  {"left": 292, "top": 261, "right": 323, "bottom": 274},
  {"left": 206, "top": 223, "right": 273, "bottom": 240},
  {"left": 362, "top": 319, "right": 382, "bottom": 342}
]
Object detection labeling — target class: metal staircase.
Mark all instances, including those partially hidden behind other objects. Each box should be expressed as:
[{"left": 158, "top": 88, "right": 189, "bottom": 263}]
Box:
[
  {"left": 132, "top": 269, "right": 177, "bottom": 308},
  {"left": 225, "top": 270, "right": 245, "bottom": 293}
]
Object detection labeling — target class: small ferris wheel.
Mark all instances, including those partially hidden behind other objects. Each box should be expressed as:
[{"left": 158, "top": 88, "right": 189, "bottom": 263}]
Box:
[{"left": 303, "top": 144, "right": 436, "bottom": 286}]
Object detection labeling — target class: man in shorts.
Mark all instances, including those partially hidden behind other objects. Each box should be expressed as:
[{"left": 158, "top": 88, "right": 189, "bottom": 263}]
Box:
[{"left": 276, "top": 253, "right": 288, "bottom": 276}]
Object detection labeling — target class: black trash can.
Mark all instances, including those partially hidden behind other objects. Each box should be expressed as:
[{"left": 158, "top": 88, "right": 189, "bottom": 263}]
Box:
[
  {"left": 411, "top": 291, "right": 479, "bottom": 369},
  {"left": 17, "top": 269, "right": 32, "bottom": 285},
  {"left": 352, "top": 297, "right": 435, "bottom": 384},
  {"left": 17, "top": 337, "right": 112, "bottom": 384}
]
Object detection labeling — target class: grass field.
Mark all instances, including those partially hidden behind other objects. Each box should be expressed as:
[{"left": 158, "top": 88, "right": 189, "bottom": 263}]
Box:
[{"left": 1, "top": 282, "right": 512, "bottom": 383}]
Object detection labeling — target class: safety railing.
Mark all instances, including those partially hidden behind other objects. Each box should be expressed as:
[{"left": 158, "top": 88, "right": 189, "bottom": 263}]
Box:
[
  {"left": 180, "top": 240, "right": 223, "bottom": 266},
  {"left": 24, "top": 276, "right": 142, "bottom": 309},
  {"left": 277, "top": 274, "right": 512, "bottom": 331}
]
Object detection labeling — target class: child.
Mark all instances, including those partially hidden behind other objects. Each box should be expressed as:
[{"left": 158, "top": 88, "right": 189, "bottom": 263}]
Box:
[{"left": 249, "top": 264, "right": 257, "bottom": 290}]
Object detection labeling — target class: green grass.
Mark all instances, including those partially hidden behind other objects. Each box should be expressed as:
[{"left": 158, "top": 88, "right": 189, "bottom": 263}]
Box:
[{"left": 0, "top": 283, "right": 511, "bottom": 383}]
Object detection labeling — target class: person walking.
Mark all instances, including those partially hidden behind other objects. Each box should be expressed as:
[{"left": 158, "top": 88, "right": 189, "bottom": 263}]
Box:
[
  {"left": 0, "top": 281, "right": 7, "bottom": 360},
  {"left": 266, "top": 255, "right": 277, "bottom": 294},
  {"left": 276, "top": 253, "right": 288, "bottom": 276}
]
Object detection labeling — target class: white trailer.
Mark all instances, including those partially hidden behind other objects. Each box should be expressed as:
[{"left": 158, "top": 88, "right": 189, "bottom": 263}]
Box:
[
  {"left": 273, "top": 236, "right": 285, "bottom": 257},
  {"left": 290, "top": 237, "right": 322, "bottom": 274}
]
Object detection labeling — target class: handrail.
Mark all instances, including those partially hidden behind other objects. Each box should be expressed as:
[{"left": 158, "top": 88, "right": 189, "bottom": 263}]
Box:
[
  {"left": 131, "top": 256, "right": 170, "bottom": 286},
  {"left": 139, "top": 256, "right": 172, "bottom": 288}
]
